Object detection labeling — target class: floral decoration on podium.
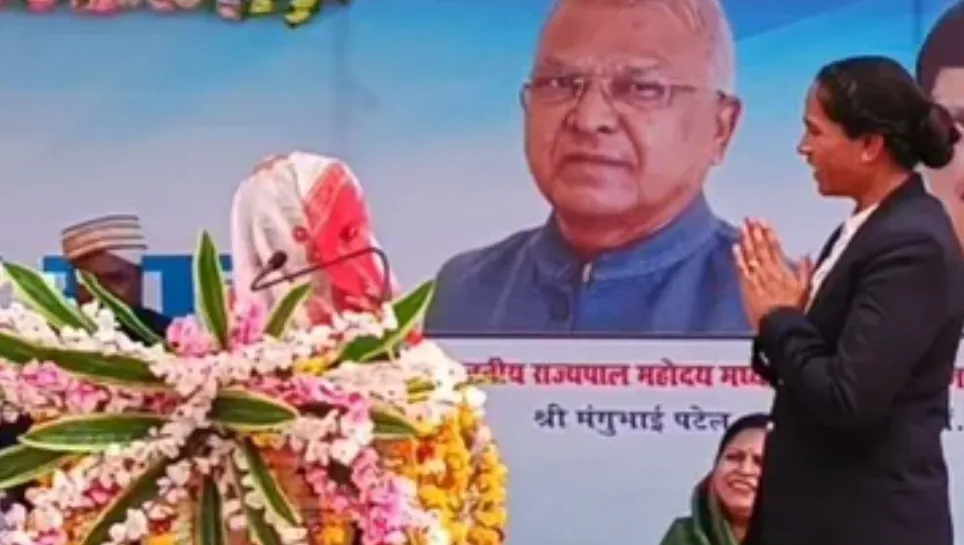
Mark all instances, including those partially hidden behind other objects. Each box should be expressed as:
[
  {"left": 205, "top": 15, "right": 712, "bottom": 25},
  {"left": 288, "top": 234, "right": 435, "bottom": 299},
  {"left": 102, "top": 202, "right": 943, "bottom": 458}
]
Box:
[{"left": 0, "top": 232, "right": 506, "bottom": 545}]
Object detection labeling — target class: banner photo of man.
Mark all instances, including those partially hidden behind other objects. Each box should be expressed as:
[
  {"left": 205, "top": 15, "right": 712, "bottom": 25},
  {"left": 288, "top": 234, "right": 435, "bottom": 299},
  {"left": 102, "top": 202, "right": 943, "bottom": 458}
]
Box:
[
  {"left": 0, "top": 0, "right": 952, "bottom": 339},
  {"left": 1, "top": 2, "right": 964, "bottom": 544}
]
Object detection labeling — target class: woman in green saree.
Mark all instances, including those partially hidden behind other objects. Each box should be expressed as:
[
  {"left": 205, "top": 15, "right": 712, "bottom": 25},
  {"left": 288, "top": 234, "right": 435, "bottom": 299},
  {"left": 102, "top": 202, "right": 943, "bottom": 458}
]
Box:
[{"left": 660, "top": 413, "right": 769, "bottom": 545}]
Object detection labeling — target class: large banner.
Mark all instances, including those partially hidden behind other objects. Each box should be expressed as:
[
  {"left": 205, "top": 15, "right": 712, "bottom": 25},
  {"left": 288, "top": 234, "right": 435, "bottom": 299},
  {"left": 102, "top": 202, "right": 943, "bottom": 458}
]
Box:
[
  {"left": 2, "top": 0, "right": 962, "bottom": 334},
  {"left": 3, "top": 0, "right": 964, "bottom": 543},
  {"left": 444, "top": 338, "right": 964, "bottom": 545}
]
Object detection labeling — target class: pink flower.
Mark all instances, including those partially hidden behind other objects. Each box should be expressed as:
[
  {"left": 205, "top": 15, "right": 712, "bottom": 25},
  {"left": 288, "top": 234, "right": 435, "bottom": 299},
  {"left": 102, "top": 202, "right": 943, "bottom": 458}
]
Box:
[
  {"left": 22, "top": 362, "right": 66, "bottom": 389},
  {"left": 24, "top": 0, "right": 57, "bottom": 11},
  {"left": 166, "top": 316, "right": 216, "bottom": 357},
  {"left": 229, "top": 298, "right": 266, "bottom": 348},
  {"left": 71, "top": 0, "right": 121, "bottom": 14},
  {"left": 145, "top": 0, "right": 176, "bottom": 10},
  {"left": 215, "top": 0, "right": 243, "bottom": 20},
  {"left": 37, "top": 529, "right": 67, "bottom": 545},
  {"left": 65, "top": 382, "right": 109, "bottom": 414},
  {"left": 85, "top": 482, "right": 118, "bottom": 506}
]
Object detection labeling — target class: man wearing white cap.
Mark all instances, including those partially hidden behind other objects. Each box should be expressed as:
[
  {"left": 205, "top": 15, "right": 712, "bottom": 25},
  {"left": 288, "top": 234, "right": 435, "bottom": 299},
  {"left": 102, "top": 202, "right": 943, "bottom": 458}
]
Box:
[{"left": 60, "top": 214, "right": 171, "bottom": 341}]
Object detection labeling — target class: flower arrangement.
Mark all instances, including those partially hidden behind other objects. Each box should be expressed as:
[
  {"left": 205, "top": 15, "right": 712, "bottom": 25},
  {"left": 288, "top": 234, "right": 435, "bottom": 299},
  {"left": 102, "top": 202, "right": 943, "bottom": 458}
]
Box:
[
  {"left": 0, "top": 0, "right": 349, "bottom": 27},
  {"left": 0, "top": 232, "right": 506, "bottom": 545}
]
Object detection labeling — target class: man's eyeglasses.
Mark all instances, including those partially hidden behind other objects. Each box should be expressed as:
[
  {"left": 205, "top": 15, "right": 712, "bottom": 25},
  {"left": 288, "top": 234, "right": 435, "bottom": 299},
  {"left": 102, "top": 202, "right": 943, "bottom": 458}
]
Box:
[{"left": 520, "top": 74, "right": 723, "bottom": 111}]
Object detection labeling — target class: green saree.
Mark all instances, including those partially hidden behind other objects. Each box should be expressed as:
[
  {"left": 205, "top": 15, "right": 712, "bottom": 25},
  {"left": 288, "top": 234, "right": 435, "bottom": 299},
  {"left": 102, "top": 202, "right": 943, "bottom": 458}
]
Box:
[{"left": 659, "top": 480, "right": 741, "bottom": 545}]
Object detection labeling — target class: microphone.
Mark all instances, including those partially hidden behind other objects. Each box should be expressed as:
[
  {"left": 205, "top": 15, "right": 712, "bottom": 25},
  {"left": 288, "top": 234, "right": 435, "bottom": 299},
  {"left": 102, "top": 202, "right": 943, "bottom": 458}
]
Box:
[
  {"left": 248, "top": 251, "right": 288, "bottom": 292},
  {"left": 249, "top": 246, "right": 393, "bottom": 304}
]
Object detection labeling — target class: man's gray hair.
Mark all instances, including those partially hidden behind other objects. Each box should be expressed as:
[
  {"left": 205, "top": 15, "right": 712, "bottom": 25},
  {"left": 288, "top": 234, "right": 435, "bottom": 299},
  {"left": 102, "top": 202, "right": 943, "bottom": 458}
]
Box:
[{"left": 552, "top": 0, "right": 736, "bottom": 94}]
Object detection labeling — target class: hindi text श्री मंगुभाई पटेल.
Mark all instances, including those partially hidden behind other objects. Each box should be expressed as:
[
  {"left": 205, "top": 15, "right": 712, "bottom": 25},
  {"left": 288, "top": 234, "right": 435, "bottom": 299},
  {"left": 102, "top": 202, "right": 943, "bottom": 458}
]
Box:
[{"left": 532, "top": 402, "right": 731, "bottom": 437}]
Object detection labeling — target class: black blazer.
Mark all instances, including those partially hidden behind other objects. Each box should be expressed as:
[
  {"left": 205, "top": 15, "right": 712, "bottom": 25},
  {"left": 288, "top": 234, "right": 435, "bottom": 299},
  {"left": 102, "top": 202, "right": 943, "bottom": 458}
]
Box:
[{"left": 745, "top": 176, "right": 964, "bottom": 545}]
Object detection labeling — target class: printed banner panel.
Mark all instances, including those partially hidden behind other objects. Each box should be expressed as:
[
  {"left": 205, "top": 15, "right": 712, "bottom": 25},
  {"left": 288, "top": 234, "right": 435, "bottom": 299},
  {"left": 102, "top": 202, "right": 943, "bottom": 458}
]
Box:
[
  {"left": 440, "top": 338, "right": 964, "bottom": 545},
  {"left": 1, "top": 0, "right": 962, "bottom": 335}
]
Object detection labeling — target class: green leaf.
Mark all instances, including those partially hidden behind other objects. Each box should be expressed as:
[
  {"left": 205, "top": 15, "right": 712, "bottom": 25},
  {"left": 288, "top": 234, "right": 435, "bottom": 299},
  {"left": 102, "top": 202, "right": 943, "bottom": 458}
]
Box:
[
  {"left": 339, "top": 280, "right": 435, "bottom": 363},
  {"left": 232, "top": 455, "right": 284, "bottom": 545},
  {"left": 196, "top": 476, "right": 226, "bottom": 545},
  {"left": 0, "top": 445, "right": 75, "bottom": 489},
  {"left": 0, "top": 330, "right": 164, "bottom": 388},
  {"left": 0, "top": 330, "right": 44, "bottom": 365},
  {"left": 263, "top": 282, "right": 312, "bottom": 339},
  {"left": 194, "top": 231, "right": 230, "bottom": 349},
  {"left": 238, "top": 438, "right": 301, "bottom": 526},
  {"left": 21, "top": 413, "right": 164, "bottom": 453},
  {"left": 371, "top": 404, "right": 422, "bottom": 439},
  {"left": 80, "top": 458, "right": 169, "bottom": 545},
  {"left": 77, "top": 271, "right": 164, "bottom": 346},
  {"left": 47, "top": 347, "right": 161, "bottom": 387},
  {"left": 3, "top": 261, "right": 95, "bottom": 332},
  {"left": 210, "top": 390, "right": 298, "bottom": 432}
]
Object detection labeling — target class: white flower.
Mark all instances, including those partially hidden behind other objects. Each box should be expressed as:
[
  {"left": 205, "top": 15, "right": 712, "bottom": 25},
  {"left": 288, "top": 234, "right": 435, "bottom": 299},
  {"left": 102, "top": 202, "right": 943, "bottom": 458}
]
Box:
[
  {"left": 424, "top": 522, "right": 451, "bottom": 545},
  {"left": 278, "top": 526, "right": 309, "bottom": 544},
  {"left": 32, "top": 507, "right": 64, "bottom": 532},
  {"left": 329, "top": 438, "right": 362, "bottom": 465},
  {"left": 462, "top": 386, "right": 487, "bottom": 412},
  {"left": 228, "top": 514, "right": 247, "bottom": 531},
  {"left": 166, "top": 461, "right": 192, "bottom": 487},
  {"left": 243, "top": 491, "right": 264, "bottom": 509}
]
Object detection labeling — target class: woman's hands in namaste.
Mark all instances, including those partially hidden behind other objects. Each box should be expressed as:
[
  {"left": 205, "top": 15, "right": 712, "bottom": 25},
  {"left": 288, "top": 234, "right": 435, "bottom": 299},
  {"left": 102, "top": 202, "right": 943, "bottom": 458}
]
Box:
[{"left": 733, "top": 218, "right": 813, "bottom": 332}]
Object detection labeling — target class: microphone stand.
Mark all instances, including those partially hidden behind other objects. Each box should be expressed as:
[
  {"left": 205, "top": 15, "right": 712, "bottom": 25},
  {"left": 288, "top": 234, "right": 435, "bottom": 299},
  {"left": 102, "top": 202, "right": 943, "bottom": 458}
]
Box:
[{"left": 249, "top": 246, "right": 393, "bottom": 304}]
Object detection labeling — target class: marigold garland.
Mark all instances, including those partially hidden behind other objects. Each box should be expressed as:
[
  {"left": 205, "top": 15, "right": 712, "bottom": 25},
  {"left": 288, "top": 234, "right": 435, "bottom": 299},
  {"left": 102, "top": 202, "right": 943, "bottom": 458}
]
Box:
[{"left": 0, "top": 0, "right": 351, "bottom": 27}]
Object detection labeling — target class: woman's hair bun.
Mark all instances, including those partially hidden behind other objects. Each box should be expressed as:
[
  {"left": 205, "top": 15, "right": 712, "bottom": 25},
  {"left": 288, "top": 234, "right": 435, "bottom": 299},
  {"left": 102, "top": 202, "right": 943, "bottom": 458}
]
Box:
[{"left": 914, "top": 102, "right": 961, "bottom": 169}]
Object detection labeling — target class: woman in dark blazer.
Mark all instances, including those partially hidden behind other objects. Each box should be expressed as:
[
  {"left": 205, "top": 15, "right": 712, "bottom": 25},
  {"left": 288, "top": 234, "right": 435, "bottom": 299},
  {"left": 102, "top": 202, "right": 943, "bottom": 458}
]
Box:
[{"left": 734, "top": 56, "right": 964, "bottom": 545}]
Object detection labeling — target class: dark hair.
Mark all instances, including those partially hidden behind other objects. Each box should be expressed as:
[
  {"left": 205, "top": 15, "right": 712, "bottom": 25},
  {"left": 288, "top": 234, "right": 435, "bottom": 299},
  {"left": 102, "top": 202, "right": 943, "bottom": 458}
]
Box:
[
  {"left": 715, "top": 412, "right": 769, "bottom": 460},
  {"left": 916, "top": 2, "right": 964, "bottom": 95},
  {"left": 815, "top": 55, "right": 961, "bottom": 170}
]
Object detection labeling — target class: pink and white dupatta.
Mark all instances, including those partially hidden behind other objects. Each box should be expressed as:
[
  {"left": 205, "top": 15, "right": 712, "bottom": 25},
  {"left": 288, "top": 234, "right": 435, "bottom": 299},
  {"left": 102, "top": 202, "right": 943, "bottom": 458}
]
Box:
[{"left": 230, "top": 152, "right": 398, "bottom": 327}]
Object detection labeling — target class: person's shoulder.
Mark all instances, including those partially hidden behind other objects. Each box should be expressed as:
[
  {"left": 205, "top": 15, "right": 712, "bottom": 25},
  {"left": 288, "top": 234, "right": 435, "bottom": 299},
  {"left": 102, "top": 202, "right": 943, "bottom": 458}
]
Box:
[
  {"left": 696, "top": 217, "right": 741, "bottom": 275},
  {"left": 424, "top": 227, "right": 540, "bottom": 332},
  {"left": 659, "top": 516, "right": 701, "bottom": 545},
  {"left": 712, "top": 217, "right": 740, "bottom": 243},
  {"left": 877, "top": 191, "right": 960, "bottom": 257},
  {"left": 435, "top": 227, "right": 541, "bottom": 286}
]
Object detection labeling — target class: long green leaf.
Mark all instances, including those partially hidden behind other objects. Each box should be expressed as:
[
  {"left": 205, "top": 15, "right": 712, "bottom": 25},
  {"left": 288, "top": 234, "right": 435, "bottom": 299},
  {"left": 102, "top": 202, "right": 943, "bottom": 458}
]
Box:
[
  {"left": 210, "top": 390, "right": 298, "bottom": 432},
  {"left": 21, "top": 413, "right": 165, "bottom": 453},
  {"left": 47, "top": 344, "right": 163, "bottom": 388},
  {"left": 263, "top": 283, "right": 313, "bottom": 339},
  {"left": 232, "top": 455, "right": 284, "bottom": 545},
  {"left": 238, "top": 439, "right": 301, "bottom": 526},
  {"left": 196, "top": 476, "right": 226, "bottom": 545},
  {"left": 3, "top": 262, "right": 95, "bottom": 333},
  {"left": 371, "top": 404, "right": 422, "bottom": 439},
  {"left": 0, "top": 330, "right": 164, "bottom": 388},
  {"left": 80, "top": 458, "right": 169, "bottom": 545},
  {"left": 339, "top": 280, "right": 435, "bottom": 363},
  {"left": 194, "top": 232, "right": 229, "bottom": 349},
  {"left": 77, "top": 271, "right": 164, "bottom": 346},
  {"left": 0, "top": 445, "right": 75, "bottom": 489},
  {"left": 0, "top": 330, "right": 44, "bottom": 365}
]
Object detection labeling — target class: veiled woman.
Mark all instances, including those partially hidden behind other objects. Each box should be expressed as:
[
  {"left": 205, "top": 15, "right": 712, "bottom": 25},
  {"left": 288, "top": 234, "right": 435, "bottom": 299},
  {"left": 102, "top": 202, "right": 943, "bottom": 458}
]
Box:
[
  {"left": 660, "top": 413, "right": 769, "bottom": 545},
  {"left": 231, "top": 151, "right": 398, "bottom": 325}
]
